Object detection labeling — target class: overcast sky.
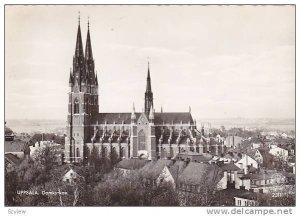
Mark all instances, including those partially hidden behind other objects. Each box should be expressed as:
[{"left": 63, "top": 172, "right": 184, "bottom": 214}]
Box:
[{"left": 5, "top": 5, "right": 295, "bottom": 120}]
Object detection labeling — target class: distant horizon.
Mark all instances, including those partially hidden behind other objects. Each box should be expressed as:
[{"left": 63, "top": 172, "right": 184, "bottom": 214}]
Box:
[
  {"left": 5, "top": 5, "right": 295, "bottom": 120},
  {"left": 5, "top": 116, "right": 295, "bottom": 134},
  {"left": 5, "top": 116, "right": 296, "bottom": 121}
]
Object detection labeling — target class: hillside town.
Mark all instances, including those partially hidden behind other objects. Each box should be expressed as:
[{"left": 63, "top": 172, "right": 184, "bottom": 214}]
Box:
[{"left": 5, "top": 122, "right": 295, "bottom": 206}]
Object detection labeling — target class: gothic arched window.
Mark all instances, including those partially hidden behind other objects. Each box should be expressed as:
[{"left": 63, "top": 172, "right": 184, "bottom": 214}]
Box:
[
  {"left": 102, "top": 147, "right": 107, "bottom": 158},
  {"left": 138, "top": 130, "right": 146, "bottom": 150},
  {"left": 74, "top": 98, "right": 79, "bottom": 114},
  {"left": 120, "top": 147, "right": 124, "bottom": 158},
  {"left": 161, "top": 148, "right": 167, "bottom": 159},
  {"left": 85, "top": 97, "right": 89, "bottom": 113}
]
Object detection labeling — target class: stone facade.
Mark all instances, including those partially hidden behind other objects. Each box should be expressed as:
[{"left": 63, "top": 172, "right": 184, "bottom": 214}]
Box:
[{"left": 65, "top": 19, "right": 221, "bottom": 163}]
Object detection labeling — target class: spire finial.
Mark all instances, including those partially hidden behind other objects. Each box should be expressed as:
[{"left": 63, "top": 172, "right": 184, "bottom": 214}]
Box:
[
  {"left": 147, "top": 57, "right": 151, "bottom": 80},
  {"left": 88, "top": 16, "right": 90, "bottom": 29},
  {"left": 131, "top": 102, "right": 136, "bottom": 121},
  {"left": 149, "top": 104, "right": 154, "bottom": 120},
  {"left": 148, "top": 57, "right": 151, "bottom": 73},
  {"left": 78, "top": 11, "right": 81, "bottom": 25}
]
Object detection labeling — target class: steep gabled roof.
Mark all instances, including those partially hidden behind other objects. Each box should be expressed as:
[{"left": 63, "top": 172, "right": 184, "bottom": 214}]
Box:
[
  {"left": 178, "top": 162, "right": 223, "bottom": 185},
  {"left": 167, "top": 160, "right": 186, "bottom": 181},
  {"left": 223, "top": 152, "right": 241, "bottom": 161},
  {"left": 216, "top": 189, "right": 258, "bottom": 206},
  {"left": 176, "top": 152, "right": 213, "bottom": 163},
  {"left": 219, "top": 163, "right": 241, "bottom": 172},
  {"left": 96, "top": 113, "right": 142, "bottom": 124},
  {"left": 115, "top": 158, "right": 149, "bottom": 170},
  {"left": 256, "top": 148, "right": 273, "bottom": 161},
  {"left": 154, "top": 112, "right": 194, "bottom": 125},
  {"left": 95, "top": 112, "right": 194, "bottom": 126},
  {"left": 5, "top": 139, "right": 27, "bottom": 153},
  {"left": 63, "top": 167, "right": 85, "bottom": 179},
  {"left": 139, "top": 159, "right": 172, "bottom": 179},
  {"left": 5, "top": 153, "right": 22, "bottom": 165},
  {"left": 5, "top": 126, "right": 13, "bottom": 135}
]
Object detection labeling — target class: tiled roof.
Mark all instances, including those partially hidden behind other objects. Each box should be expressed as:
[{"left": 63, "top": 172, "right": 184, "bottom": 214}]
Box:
[
  {"left": 139, "top": 159, "right": 172, "bottom": 179},
  {"left": 223, "top": 152, "right": 241, "bottom": 161},
  {"left": 154, "top": 112, "right": 194, "bottom": 125},
  {"left": 63, "top": 168, "right": 82, "bottom": 178},
  {"left": 115, "top": 158, "right": 149, "bottom": 170},
  {"left": 248, "top": 166, "right": 257, "bottom": 173},
  {"left": 96, "top": 113, "right": 141, "bottom": 124},
  {"left": 250, "top": 137, "right": 261, "bottom": 143},
  {"left": 5, "top": 126, "right": 13, "bottom": 135},
  {"left": 95, "top": 112, "right": 194, "bottom": 125},
  {"left": 178, "top": 162, "right": 223, "bottom": 185},
  {"left": 219, "top": 163, "right": 241, "bottom": 172},
  {"left": 176, "top": 152, "right": 213, "bottom": 163},
  {"left": 243, "top": 172, "right": 274, "bottom": 180},
  {"left": 279, "top": 171, "right": 295, "bottom": 179},
  {"left": 256, "top": 148, "right": 273, "bottom": 161},
  {"left": 5, "top": 139, "right": 27, "bottom": 153},
  {"left": 168, "top": 160, "right": 186, "bottom": 181},
  {"left": 234, "top": 191, "right": 258, "bottom": 200},
  {"left": 5, "top": 153, "right": 22, "bottom": 165},
  {"left": 215, "top": 189, "right": 257, "bottom": 206},
  {"left": 246, "top": 149, "right": 257, "bottom": 158}
]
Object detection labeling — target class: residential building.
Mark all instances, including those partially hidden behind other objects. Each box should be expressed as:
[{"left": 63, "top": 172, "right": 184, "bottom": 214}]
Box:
[
  {"left": 5, "top": 153, "right": 22, "bottom": 173},
  {"left": 251, "top": 142, "right": 261, "bottom": 149},
  {"left": 269, "top": 146, "right": 289, "bottom": 161},
  {"left": 225, "top": 135, "right": 243, "bottom": 149},
  {"left": 177, "top": 162, "right": 223, "bottom": 193},
  {"left": 139, "top": 159, "right": 173, "bottom": 186},
  {"left": 254, "top": 149, "right": 274, "bottom": 167},
  {"left": 115, "top": 158, "right": 149, "bottom": 175},
  {"left": 235, "top": 154, "right": 259, "bottom": 174},
  {"left": 62, "top": 168, "right": 84, "bottom": 184},
  {"left": 234, "top": 193, "right": 258, "bottom": 206},
  {"left": 175, "top": 152, "right": 213, "bottom": 163},
  {"left": 5, "top": 124, "right": 14, "bottom": 141},
  {"left": 5, "top": 139, "right": 30, "bottom": 159}
]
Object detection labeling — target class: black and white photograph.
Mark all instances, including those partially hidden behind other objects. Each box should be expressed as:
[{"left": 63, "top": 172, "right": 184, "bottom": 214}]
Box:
[{"left": 4, "top": 3, "right": 296, "bottom": 210}]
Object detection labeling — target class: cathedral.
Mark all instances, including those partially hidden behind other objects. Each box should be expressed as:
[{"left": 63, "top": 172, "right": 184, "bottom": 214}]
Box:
[{"left": 65, "top": 19, "right": 223, "bottom": 163}]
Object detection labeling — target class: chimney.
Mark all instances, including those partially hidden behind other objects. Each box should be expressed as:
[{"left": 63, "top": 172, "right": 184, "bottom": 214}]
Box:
[
  {"left": 223, "top": 171, "right": 228, "bottom": 188},
  {"left": 244, "top": 166, "right": 249, "bottom": 175},
  {"left": 234, "top": 170, "right": 239, "bottom": 189}
]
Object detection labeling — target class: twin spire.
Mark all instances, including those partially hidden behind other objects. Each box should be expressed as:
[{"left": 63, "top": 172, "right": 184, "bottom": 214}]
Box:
[
  {"left": 75, "top": 13, "right": 93, "bottom": 61},
  {"left": 70, "top": 14, "right": 97, "bottom": 88},
  {"left": 85, "top": 17, "right": 93, "bottom": 62}
]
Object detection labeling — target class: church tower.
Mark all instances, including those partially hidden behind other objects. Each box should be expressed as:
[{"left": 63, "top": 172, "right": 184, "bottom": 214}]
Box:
[
  {"left": 144, "top": 62, "right": 153, "bottom": 115},
  {"left": 65, "top": 17, "right": 99, "bottom": 163}
]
